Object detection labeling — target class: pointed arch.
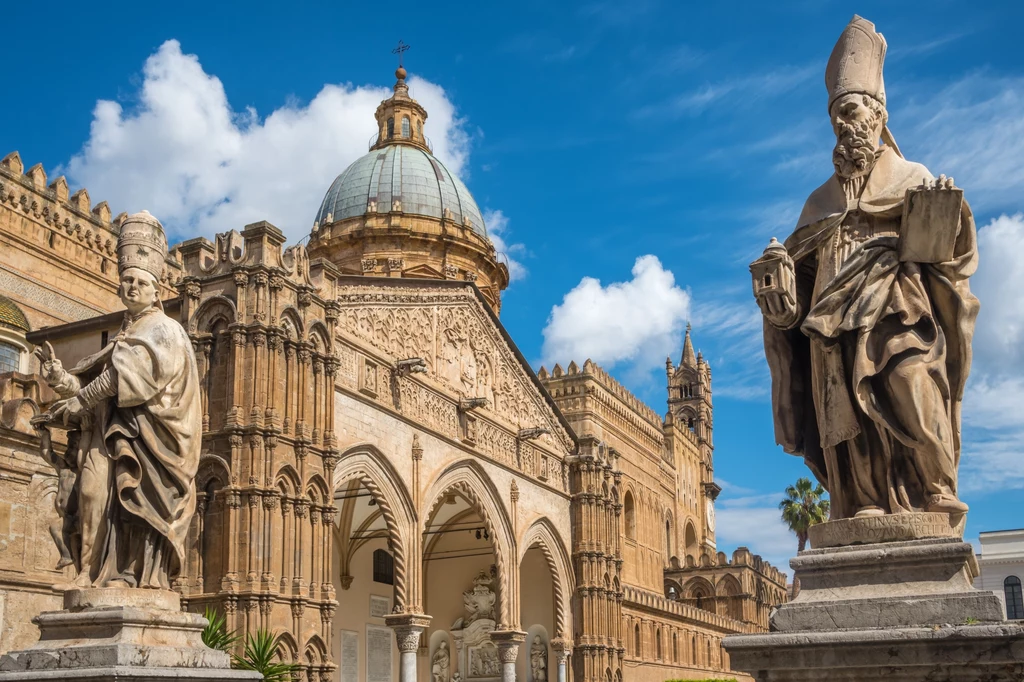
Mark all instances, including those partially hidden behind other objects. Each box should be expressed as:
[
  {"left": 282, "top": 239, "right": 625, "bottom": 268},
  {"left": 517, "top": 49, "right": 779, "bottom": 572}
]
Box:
[
  {"left": 520, "top": 517, "right": 574, "bottom": 638},
  {"left": 423, "top": 460, "right": 516, "bottom": 627},
  {"left": 332, "top": 443, "right": 416, "bottom": 611},
  {"left": 276, "top": 631, "right": 299, "bottom": 662},
  {"left": 279, "top": 307, "right": 304, "bottom": 340},
  {"left": 308, "top": 320, "right": 332, "bottom": 353},
  {"left": 196, "top": 454, "right": 231, "bottom": 491},
  {"left": 188, "top": 295, "right": 237, "bottom": 333},
  {"left": 274, "top": 463, "right": 301, "bottom": 496}
]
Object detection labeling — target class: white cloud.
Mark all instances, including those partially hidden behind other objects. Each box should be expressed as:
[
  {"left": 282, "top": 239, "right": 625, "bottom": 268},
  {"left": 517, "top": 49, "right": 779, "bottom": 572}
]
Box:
[
  {"left": 957, "top": 213, "right": 1024, "bottom": 492},
  {"left": 62, "top": 39, "right": 476, "bottom": 245},
  {"left": 482, "top": 209, "right": 528, "bottom": 282},
  {"left": 541, "top": 255, "right": 690, "bottom": 376}
]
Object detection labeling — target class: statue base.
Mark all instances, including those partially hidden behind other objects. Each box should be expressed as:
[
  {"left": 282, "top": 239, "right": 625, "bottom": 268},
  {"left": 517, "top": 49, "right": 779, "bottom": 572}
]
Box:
[
  {"left": 0, "top": 588, "right": 261, "bottom": 682},
  {"left": 724, "top": 530, "right": 1023, "bottom": 681}
]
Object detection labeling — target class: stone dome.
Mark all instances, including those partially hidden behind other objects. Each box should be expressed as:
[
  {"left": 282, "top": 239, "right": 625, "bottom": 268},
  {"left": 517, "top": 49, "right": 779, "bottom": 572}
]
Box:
[
  {"left": 314, "top": 145, "right": 487, "bottom": 237},
  {"left": 0, "top": 295, "right": 30, "bottom": 333}
]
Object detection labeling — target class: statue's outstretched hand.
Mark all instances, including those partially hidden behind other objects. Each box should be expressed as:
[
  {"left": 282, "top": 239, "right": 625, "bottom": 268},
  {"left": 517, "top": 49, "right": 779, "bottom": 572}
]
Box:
[{"left": 50, "top": 396, "right": 84, "bottom": 427}]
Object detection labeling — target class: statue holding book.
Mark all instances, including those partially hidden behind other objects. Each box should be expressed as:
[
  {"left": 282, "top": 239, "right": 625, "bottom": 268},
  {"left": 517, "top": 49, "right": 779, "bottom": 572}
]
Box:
[{"left": 750, "top": 16, "right": 979, "bottom": 520}]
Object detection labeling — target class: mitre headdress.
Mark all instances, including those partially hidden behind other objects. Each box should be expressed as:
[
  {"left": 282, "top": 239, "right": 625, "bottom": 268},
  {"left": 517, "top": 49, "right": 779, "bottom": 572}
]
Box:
[
  {"left": 826, "top": 15, "right": 887, "bottom": 109},
  {"left": 117, "top": 210, "right": 167, "bottom": 281}
]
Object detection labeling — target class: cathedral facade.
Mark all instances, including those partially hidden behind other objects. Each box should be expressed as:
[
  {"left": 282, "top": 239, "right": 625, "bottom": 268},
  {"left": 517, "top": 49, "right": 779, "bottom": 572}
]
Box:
[{"left": 0, "top": 66, "right": 785, "bottom": 682}]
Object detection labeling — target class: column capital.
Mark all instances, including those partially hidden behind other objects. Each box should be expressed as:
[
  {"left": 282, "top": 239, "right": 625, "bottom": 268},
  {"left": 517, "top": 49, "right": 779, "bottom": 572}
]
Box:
[
  {"left": 385, "top": 613, "right": 432, "bottom": 653},
  {"left": 550, "top": 637, "right": 572, "bottom": 662},
  {"left": 490, "top": 630, "right": 527, "bottom": 662}
]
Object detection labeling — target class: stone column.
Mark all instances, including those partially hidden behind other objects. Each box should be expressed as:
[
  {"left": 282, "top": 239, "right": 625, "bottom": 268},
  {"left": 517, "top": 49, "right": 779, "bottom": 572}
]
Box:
[
  {"left": 384, "top": 614, "right": 431, "bottom": 682},
  {"left": 551, "top": 639, "right": 571, "bottom": 682},
  {"left": 490, "top": 631, "right": 526, "bottom": 682}
]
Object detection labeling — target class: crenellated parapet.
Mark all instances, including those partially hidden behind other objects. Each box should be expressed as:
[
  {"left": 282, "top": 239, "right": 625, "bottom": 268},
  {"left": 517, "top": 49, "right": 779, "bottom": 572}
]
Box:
[
  {"left": 0, "top": 151, "right": 183, "bottom": 327},
  {"left": 540, "top": 359, "right": 667, "bottom": 458}
]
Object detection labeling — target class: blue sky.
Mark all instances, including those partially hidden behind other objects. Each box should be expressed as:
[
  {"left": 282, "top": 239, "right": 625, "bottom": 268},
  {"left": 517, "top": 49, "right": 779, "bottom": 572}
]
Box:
[{"left": 4, "top": 0, "right": 1024, "bottom": 571}]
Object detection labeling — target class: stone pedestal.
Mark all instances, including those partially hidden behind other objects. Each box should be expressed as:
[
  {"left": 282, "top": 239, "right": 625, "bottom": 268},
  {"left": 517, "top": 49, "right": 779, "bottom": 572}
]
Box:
[
  {"left": 724, "top": 515, "right": 1024, "bottom": 682},
  {"left": 0, "top": 588, "right": 261, "bottom": 682}
]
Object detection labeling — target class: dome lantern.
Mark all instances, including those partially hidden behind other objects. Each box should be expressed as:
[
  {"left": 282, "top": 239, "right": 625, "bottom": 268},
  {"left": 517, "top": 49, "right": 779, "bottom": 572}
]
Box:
[{"left": 307, "top": 57, "right": 509, "bottom": 314}]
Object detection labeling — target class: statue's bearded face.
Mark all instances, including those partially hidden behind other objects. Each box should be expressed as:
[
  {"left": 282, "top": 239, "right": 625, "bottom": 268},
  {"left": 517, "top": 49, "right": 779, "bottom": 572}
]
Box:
[
  {"left": 119, "top": 267, "right": 159, "bottom": 315},
  {"left": 831, "top": 94, "right": 887, "bottom": 179}
]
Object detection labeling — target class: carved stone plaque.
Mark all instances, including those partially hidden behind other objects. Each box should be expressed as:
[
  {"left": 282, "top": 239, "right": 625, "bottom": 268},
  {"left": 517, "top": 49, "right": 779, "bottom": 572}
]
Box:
[
  {"left": 366, "top": 624, "right": 393, "bottom": 682},
  {"left": 370, "top": 594, "right": 390, "bottom": 618},
  {"left": 340, "top": 630, "right": 358, "bottom": 682}
]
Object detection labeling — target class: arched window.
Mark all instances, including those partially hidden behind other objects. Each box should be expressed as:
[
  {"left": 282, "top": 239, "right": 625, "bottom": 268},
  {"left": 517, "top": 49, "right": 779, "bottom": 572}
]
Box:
[
  {"left": 1005, "top": 576, "right": 1024, "bottom": 619},
  {"left": 633, "top": 624, "right": 641, "bottom": 657},
  {"left": 623, "top": 492, "right": 636, "bottom": 540},
  {"left": 386, "top": 118, "right": 395, "bottom": 139},
  {"left": 373, "top": 549, "right": 394, "bottom": 585},
  {"left": 401, "top": 116, "right": 410, "bottom": 138},
  {"left": 672, "top": 632, "right": 678, "bottom": 663},
  {"left": 0, "top": 342, "right": 20, "bottom": 374},
  {"left": 666, "top": 519, "right": 672, "bottom": 557},
  {"left": 417, "top": 121, "right": 422, "bottom": 139},
  {"left": 655, "top": 628, "right": 662, "bottom": 660}
]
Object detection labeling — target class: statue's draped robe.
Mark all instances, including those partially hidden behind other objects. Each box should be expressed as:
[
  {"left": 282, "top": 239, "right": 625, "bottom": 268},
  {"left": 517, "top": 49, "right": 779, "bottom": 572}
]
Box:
[
  {"left": 70, "top": 308, "right": 200, "bottom": 588},
  {"left": 764, "top": 147, "right": 979, "bottom": 518}
]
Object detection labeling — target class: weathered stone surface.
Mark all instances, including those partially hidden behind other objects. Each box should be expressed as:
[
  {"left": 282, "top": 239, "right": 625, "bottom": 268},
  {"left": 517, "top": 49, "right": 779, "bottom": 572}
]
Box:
[
  {"left": 808, "top": 511, "right": 966, "bottom": 549},
  {"left": 0, "top": 588, "right": 259, "bottom": 682},
  {"left": 725, "top": 622, "right": 1024, "bottom": 682},
  {"left": 771, "top": 538, "right": 1004, "bottom": 631}
]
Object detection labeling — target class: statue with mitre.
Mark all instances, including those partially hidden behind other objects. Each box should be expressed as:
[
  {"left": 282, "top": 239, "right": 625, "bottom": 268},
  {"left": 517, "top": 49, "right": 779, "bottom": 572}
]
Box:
[
  {"left": 34, "top": 210, "right": 201, "bottom": 589},
  {"left": 751, "top": 16, "right": 979, "bottom": 520}
]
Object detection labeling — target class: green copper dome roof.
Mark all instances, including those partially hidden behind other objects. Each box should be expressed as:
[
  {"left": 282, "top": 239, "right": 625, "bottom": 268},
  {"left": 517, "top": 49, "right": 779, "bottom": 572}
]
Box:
[
  {"left": 0, "top": 296, "right": 30, "bottom": 333},
  {"left": 315, "top": 145, "right": 487, "bottom": 237}
]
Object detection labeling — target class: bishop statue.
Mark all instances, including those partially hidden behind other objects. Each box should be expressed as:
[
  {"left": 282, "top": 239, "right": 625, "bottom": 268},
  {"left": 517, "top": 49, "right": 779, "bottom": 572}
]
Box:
[{"left": 751, "top": 16, "right": 979, "bottom": 520}]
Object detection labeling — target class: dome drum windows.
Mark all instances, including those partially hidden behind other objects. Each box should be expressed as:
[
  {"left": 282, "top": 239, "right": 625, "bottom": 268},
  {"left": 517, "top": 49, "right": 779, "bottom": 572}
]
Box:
[
  {"left": 386, "top": 118, "right": 395, "bottom": 140},
  {"left": 401, "top": 116, "right": 411, "bottom": 138}
]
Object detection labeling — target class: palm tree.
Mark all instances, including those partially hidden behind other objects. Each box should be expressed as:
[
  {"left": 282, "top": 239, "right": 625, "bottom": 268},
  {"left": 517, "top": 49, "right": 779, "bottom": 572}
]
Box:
[
  {"left": 779, "top": 477, "right": 830, "bottom": 553},
  {"left": 779, "top": 477, "right": 830, "bottom": 597}
]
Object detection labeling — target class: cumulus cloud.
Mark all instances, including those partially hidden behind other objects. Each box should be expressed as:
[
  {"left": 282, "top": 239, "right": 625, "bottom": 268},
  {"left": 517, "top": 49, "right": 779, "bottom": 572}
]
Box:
[
  {"left": 541, "top": 255, "right": 690, "bottom": 376},
  {"left": 482, "top": 209, "right": 528, "bottom": 281},
  {"left": 63, "top": 39, "right": 475, "bottom": 245},
  {"left": 958, "top": 213, "right": 1024, "bottom": 491}
]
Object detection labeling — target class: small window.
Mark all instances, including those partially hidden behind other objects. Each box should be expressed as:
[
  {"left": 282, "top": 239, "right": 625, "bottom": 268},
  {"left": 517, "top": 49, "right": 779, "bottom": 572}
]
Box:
[
  {"left": 633, "top": 624, "right": 641, "bottom": 657},
  {"left": 401, "top": 116, "right": 410, "bottom": 138},
  {"left": 373, "top": 549, "right": 394, "bottom": 585},
  {"left": 1006, "top": 576, "right": 1024, "bottom": 620},
  {"left": 0, "top": 342, "right": 20, "bottom": 374},
  {"left": 417, "top": 121, "right": 422, "bottom": 139},
  {"left": 386, "top": 118, "right": 395, "bottom": 139},
  {"left": 101, "top": 331, "right": 109, "bottom": 349},
  {"left": 623, "top": 492, "right": 636, "bottom": 541}
]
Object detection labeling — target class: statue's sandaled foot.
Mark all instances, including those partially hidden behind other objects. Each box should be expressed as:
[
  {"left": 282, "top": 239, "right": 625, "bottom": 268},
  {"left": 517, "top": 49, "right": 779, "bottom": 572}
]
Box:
[
  {"left": 55, "top": 556, "right": 74, "bottom": 570},
  {"left": 925, "top": 494, "right": 968, "bottom": 513},
  {"left": 854, "top": 506, "right": 885, "bottom": 517}
]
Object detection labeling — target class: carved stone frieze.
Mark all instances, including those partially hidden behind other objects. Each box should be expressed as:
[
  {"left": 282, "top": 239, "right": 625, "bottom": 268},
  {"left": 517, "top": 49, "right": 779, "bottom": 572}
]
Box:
[{"left": 335, "top": 285, "right": 572, "bottom": 453}]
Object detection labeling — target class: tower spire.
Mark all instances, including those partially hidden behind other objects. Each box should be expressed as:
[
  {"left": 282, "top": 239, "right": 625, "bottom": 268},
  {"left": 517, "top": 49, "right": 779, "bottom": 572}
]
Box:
[{"left": 681, "top": 322, "right": 697, "bottom": 367}]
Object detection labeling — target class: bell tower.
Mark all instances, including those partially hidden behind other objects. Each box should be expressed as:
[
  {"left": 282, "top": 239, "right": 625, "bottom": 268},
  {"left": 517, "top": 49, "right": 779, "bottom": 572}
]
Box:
[{"left": 666, "top": 324, "right": 713, "bottom": 447}]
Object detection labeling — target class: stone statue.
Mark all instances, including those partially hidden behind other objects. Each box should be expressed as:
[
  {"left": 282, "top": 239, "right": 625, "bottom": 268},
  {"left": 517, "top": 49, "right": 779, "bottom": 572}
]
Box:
[
  {"left": 461, "top": 571, "right": 497, "bottom": 625},
  {"left": 751, "top": 16, "right": 979, "bottom": 520},
  {"left": 530, "top": 636, "right": 547, "bottom": 682},
  {"left": 34, "top": 210, "right": 201, "bottom": 588},
  {"left": 431, "top": 640, "right": 451, "bottom": 682}
]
